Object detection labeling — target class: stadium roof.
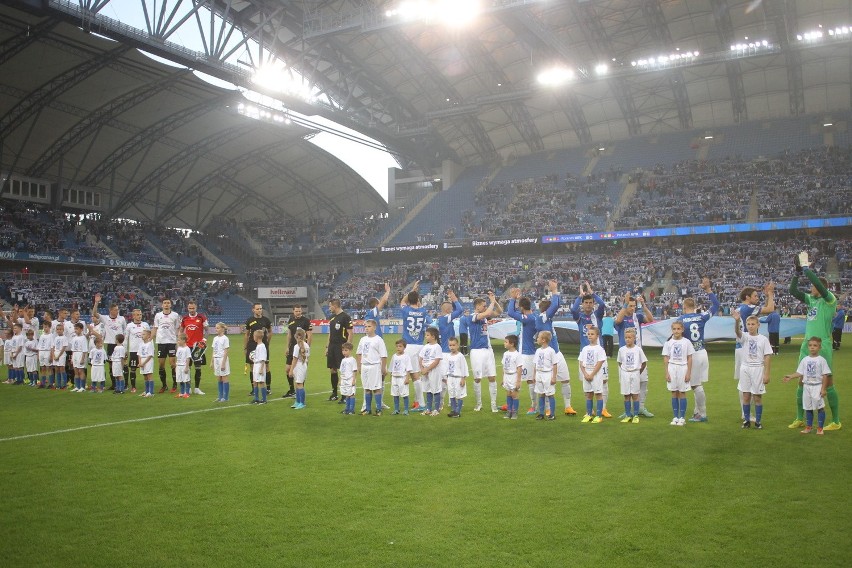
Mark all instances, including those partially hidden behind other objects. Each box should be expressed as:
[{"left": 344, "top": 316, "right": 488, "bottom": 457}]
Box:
[{"left": 1, "top": 0, "right": 851, "bottom": 228}]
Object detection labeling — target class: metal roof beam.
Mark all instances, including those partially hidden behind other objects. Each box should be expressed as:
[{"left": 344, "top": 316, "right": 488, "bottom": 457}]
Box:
[
  {"left": 765, "top": 0, "right": 805, "bottom": 116},
  {"left": 711, "top": 0, "right": 747, "bottom": 123},
  {"left": 641, "top": 0, "right": 692, "bottom": 130}
]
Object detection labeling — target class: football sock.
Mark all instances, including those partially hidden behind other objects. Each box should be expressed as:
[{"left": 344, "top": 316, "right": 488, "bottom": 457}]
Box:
[
  {"left": 694, "top": 385, "right": 706, "bottom": 416},
  {"left": 826, "top": 385, "right": 840, "bottom": 423},
  {"left": 218, "top": 381, "right": 224, "bottom": 399},
  {"left": 266, "top": 371, "right": 271, "bottom": 390},
  {"left": 330, "top": 372, "right": 338, "bottom": 397},
  {"left": 394, "top": 396, "right": 400, "bottom": 412},
  {"left": 223, "top": 382, "right": 229, "bottom": 400},
  {"left": 548, "top": 395, "right": 556, "bottom": 416},
  {"left": 403, "top": 396, "right": 409, "bottom": 412},
  {"left": 456, "top": 399, "right": 463, "bottom": 415},
  {"left": 561, "top": 382, "right": 572, "bottom": 408},
  {"left": 159, "top": 367, "right": 167, "bottom": 387},
  {"left": 639, "top": 380, "right": 648, "bottom": 406},
  {"left": 194, "top": 368, "right": 201, "bottom": 388},
  {"left": 506, "top": 394, "right": 511, "bottom": 410},
  {"left": 426, "top": 392, "right": 434, "bottom": 412},
  {"left": 375, "top": 393, "right": 383, "bottom": 413},
  {"left": 261, "top": 387, "right": 267, "bottom": 402},
  {"left": 413, "top": 378, "right": 424, "bottom": 407},
  {"left": 129, "top": 371, "right": 136, "bottom": 388},
  {"left": 528, "top": 384, "right": 536, "bottom": 409},
  {"left": 473, "top": 381, "right": 482, "bottom": 406},
  {"left": 742, "top": 403, "right": 750, "bottom": 422},
  {"left": 595, "top": 398, "right": 603, "bottom": 416},
  {"left": 513, "top": 398, "right": 520, "bottom": 413},
  {"left": 679, "top": 397, "right": 687, "bottom": 419},
  {"left": 171, "top": 367, "right": 177, "bottom": 389},
  {"left": 287, "top": 375, "right": 294, "bottom": 392},
  {"left": 586, "top": 399, "right": 593, "bottom": 415},
  {"left": 795, "top": 385, "right": 804, "bottom": 421},
  {"left": 672, "top": 397, "right": 679, "bottom": 417},
  {"left": 365, "top": 392, "right": 373, "bottom": 412},
  {"left": 818, "top": 408, "right": 826, "bottom": 428},
  {"left": 602, "top": 381, "right": 609, "bottom": 409},
  {"left": 806, "top": 409, "right": 814, "bottom": 427},
  {"left": 755, "top": 404, "right": 762, "bottom": 423},
  {"left": 489, "top": 381, "right": 497, "bottom": 407},
  {"left": 432, "top": 393, "right": 440, "bottom": 413},
  {"left": 624, "top": 400, "right": 632, "bottom": 417},
  {"left": 538, "top": 396, "right": 545, "bottom": 416},
  {"left": 632, "top": 400, "right": 640, "bottom": 416},
  {"left": 253, "top": 386, "right": 258, "bottom": 401}
]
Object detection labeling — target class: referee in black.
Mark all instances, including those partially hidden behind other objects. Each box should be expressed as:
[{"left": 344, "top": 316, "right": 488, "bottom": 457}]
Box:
[
  {"left": 283, "top": 305, "right": 312, "bottom": 399},
  {"left": 326, "top": 299, "right": 352, "bottom": 401},
  {"left": 244, "top": 302, "right": 273, "bottom": 395}
]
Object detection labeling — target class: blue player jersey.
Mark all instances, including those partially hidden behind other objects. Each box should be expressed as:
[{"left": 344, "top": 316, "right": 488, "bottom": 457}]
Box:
[
  {"left": 507, "top": 299, "right": 537, "bottom": 355},
  {"left": 678, "top": 293, "right": 718, "bottom": 351},
  {"left": 436, "top": 301, "right": 463, "bottom": 352},
  {"left": 614, "top": 312, "right": 645, "bottom": 347},
  {"left": 401, "top": 305, "right": 431, "bottom": 345},
  {"left": 365, "top": 306, "right": 382, "bottom": 337},
  {"left": 464, "top": 313, "right": 490, "bottom": 350},
  {"left": 534, "top": 294, "right": 561, "bottom": 353},
  {"left": 571, "top": 294, "right": 605, "bottom": 349}
]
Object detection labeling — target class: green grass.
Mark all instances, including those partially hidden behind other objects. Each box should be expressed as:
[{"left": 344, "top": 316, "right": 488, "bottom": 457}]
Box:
[{"left": 1, "top": 334, "right": 850, "bottom": 567}]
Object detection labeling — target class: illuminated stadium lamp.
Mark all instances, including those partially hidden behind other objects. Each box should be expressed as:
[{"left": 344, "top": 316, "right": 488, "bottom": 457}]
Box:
[
  {"left": 387, "top": 0, "right": 482, "bottom": 27},
  {"left": 594, "top": 63, "right": 609, "bottom": 76},
  {"left": 823, "top": 123, "right": 833, "bottom": 127},
  {"left": 598, "top": 147, "right": 605, "bottom": 151},
  {"left": 537, "top": 67, "right": 574, "bottom": 86},
  {"left": 704, "top": 135, "right": 713, "bottom": 140}
]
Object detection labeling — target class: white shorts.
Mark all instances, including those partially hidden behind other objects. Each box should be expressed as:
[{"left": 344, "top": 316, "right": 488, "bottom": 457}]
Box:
[
  {"left": 53, "top": 353, "right": 67, "bottom": 367},
  {"left": 439, "top": 357, "right": 449, "bottom": 379},
  {"left": 176, "top": 365, "right": 190, "bottom": 383},
  {"left": 802, "top": 383, "right": 825, "bottom": 411},
  {"left": 667, "top": 364, "right": 690, "bottom": 392},
  {"left": 213, "top": 357, "right": 230, "bottom": 377},
  {"left": 502, "top": 373, "right": 521, "bottom": 392},
  {"left": 391, "top": 375, "right": 409, "bottom": 398},
  {"left": 26, "top": 356, "right": 38, "bottom": 373},
  {"left": 39, "top": 351, "right": 52, "bottom": 367},
  {"left": 691, "top": 349, "right": 709, "bottom": 384},
  {"left": 555, "top": 351, "right": 570, "bottom": 382},
  {"left": 72, "top": 352, "right": 86, "bottom": 369},
  {"left": 90, "top": 366, "right": 105, "bottom": 383},
  {"left": 535, "top": 377, "right": 556, "bottom": 396},
  {"left": 253, "top": 364, "right": 266, "bottom": 383},
  {"left": 404, "top": 344, "right": 422, "bottom": 373},
  {"left": 423, "top": 367, "right": 443, "bottom": 394},
  {"left": 361, "top": 364, "right": 382, "bottom": 391},
  {"left": 448, "top": 375, "right": 467, "bottom": 399},
  {"left": 2, "top": 352, "right": 8, "bottom": 366},
  {"left": 738, "top": 365, "right": 766, "bottom": 395},
  {"left": 293, "top": 362, "right": 307, "bottom": 385},
  {"left": 339, "top": 376, "right": 356, "bottom": 397},
  {"left": 619, "top": 368, "right": 640, "bottom": 395},
  {"left": 640, "top": 366, "right": 649, "bottom": 383},
  {"left": 470, "top": 348, "right": 496, "bottom": 379},
  {"left": 734, "top": 346, "right": 743, "bottom": 381},
  {"left": 521, "top": 355, "right": 535, "bottom": 383},
  {"left": 14, "top": 353, "right": 25, "bottom": 368},
  {"left": 581, "top": 369, "right": 604, "bottom": 394},
  {"left": 111, "top": 361, "right": 123, "bottom": 377},
  {"left": 141, "top": 358, "right": 154, "bottom": 375}
]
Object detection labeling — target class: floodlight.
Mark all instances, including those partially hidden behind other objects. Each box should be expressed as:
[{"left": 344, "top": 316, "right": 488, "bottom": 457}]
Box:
[
  {"left": 537, "top": 67, "right": 574, "bottom": 86},
  {"left": 594, "top": 63, "right": 608, "bottom": 75}
]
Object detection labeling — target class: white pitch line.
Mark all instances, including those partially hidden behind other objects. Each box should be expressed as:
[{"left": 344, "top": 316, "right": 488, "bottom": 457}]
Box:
[{"left": 0, "top": 389, "right": 335, "bottom": 443}]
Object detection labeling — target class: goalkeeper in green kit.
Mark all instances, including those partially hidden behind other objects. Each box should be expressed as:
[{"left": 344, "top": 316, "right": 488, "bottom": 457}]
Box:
[{"left": 788, "top": 250, "right": 841, "bottom": 430}]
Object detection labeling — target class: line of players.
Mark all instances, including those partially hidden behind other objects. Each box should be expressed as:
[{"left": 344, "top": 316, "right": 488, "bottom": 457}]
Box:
[{"left": 0, "top": 295, "right": 209, "bottom": 395}]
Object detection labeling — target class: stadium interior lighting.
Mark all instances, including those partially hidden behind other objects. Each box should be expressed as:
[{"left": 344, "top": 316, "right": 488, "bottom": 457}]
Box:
[
  {"left": 823, "top": 123, "right": 833, "bottom": 127},
  {"left": 385, "top": 0, "right": 482, "bottom": 27},
  {"left": 798, "top": 30, "right": 824, "bottom": 41},
  {"left": 594, "top": 63, "right": 609, "bottom": 76},
  {"left": 536, "top": 66, "right": 574, "bottom": 86},
  {"left": 704, "top": 135, "right": 714, "bottom": 139},
  {"left": 629, "top": 49, "right": 699, "bottom": 68},
  {"left": 251, "top": 65, "right": 314, "bottom": 103}
]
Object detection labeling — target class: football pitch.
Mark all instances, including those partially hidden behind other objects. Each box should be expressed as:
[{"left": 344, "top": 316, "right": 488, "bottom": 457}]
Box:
[{"left": 1, "top": 334, "right": 849, "bottom": 567}]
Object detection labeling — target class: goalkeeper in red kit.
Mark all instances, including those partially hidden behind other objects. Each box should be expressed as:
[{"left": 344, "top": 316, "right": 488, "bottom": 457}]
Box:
[{"left": 181, "top": 301, "right": 208, "bottom": 395}]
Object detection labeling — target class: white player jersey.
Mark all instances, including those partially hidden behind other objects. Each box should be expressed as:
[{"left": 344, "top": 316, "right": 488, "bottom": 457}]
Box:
[
  {"left": 70, "top": 335, "right": 88, "bottom": 353},
  {"left": 357, "top": 335, "right": 388, "bottom": 366},
  {"left": 102, "top": 315, "right": 127, "bottom": 344},
  {"left": 339, "top": 356, "right": 357, "bottom": 381},
  {"left": 57, "top": 320, "right": 74, "bottom": 342},
  {"left": 291, "top": 342, "right": 310, "bottom": 365},
  {"left": 88, "top": 322, "right": 104, "bottom": 350},
  {"left": 212, "top": 335, "right": 229, "bottom": 359},
  {"left": 444, "top": 352, "right": 469, "bottom": 378},
  {"left": 18, "top": 317, "right": 39, "bottom": 335},
  {"left": 796, "top": 355, "right": 831, "bottom": 385},
  {"left": 53, "top": 334, "right": 68, "bottom": 355},
  {"left": 37, "top": 332, "right": 54, "bottom": 351},
  {"left": 534, "top": 346, "right": 557, "bottom": 373},
  {"left": 25, "top": 339, "right": 38, "bottom": 358},
  {"left": 617, "top": 345, "right": 648, "bottom": 372},
  {"left": 89, "top": 347, "right": 107, "bottom": 367},
  {"left": 579, "top": 344, "right": 607, "bottom": 373},
  {"left": 502, "top": 350, "right": 522, "bottom": 378},
  {"left": 418, "top": 343, "right": 442, "bottom": 369},
  {"left": 138, "top": 341, "right": 154, "bottom": 363},
  {"left": 153, "top": 311, "right": 181, "bottom": 343},
  {"left": 175, "top": 346, "right": 192, "bottom": 368},
  {"left": 389, "top": 353, "right": 412, "bottom": 377},
  {"left": 662, "top": 337, "right": 695, "bottom": 366},
  {"left": 742, "top": 334, "right": 773, "bottom": 367},
  {"left": 111, "top": 345, "right": 126, "bottom": 364},
  {"left": 126, "top": 321, "right": 150, "bottom": 353},
  {"left": 11, "top": 333, "right": 24, "bottom": 356}
]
